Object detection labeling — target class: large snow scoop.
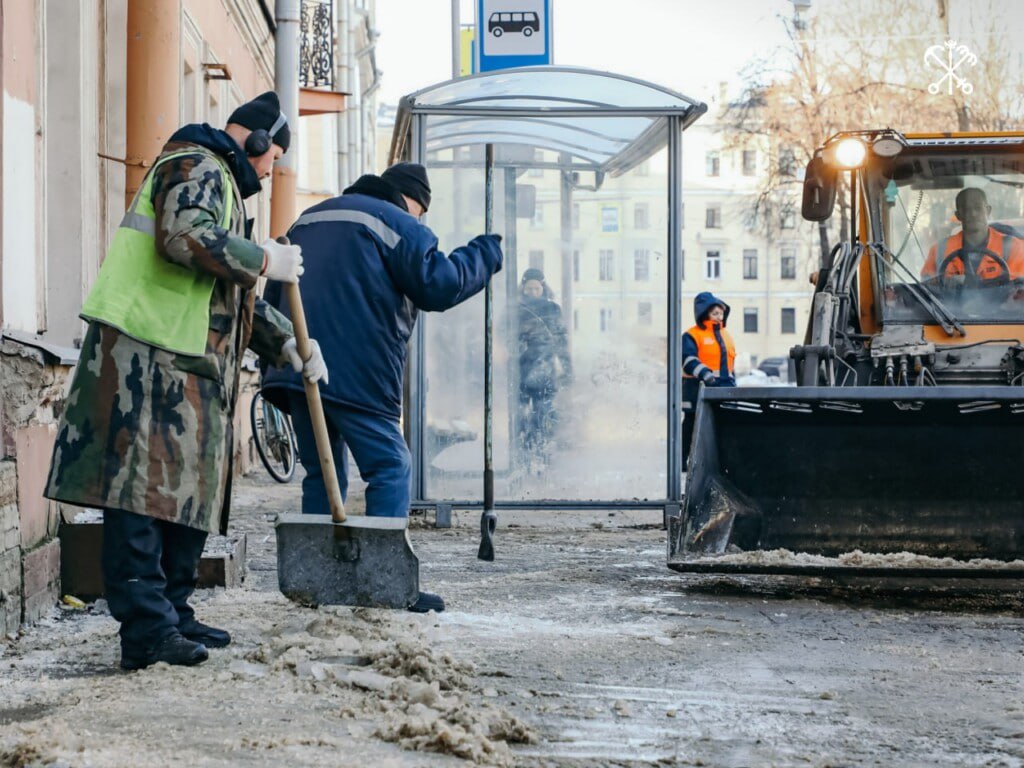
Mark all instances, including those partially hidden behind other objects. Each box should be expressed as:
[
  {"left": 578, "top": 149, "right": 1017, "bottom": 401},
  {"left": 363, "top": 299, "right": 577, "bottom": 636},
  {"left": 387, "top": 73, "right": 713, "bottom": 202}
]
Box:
[
  {"left": 276, "top": 279, "right": 419, "bottom": 608},
  {"left": 669, "top": 386, "right": 1024, "bottom": 578}
]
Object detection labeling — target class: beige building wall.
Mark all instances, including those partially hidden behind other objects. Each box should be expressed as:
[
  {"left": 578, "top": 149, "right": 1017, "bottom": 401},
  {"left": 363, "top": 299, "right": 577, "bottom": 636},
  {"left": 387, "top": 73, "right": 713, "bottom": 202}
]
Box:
[{"left": 682, "top": 116, "right": 816, "bottom": 371}]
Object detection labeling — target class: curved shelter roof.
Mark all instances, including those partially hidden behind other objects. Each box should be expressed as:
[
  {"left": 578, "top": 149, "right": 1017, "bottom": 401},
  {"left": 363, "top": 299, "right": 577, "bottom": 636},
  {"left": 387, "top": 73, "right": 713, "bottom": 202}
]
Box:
[{"left": 388, "top": 66, "right": 707, "bottom": 177}]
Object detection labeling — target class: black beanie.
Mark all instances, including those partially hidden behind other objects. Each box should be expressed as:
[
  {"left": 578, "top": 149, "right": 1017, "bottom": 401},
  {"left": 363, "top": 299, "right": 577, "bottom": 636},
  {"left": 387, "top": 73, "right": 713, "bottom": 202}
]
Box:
[
  {"left": 227, "top": 91, "right": 291, "bottom": 153},
  {"left": 381, "top": 163, "right": 431, "bottom": 212},
  {"left": 522, "top": 268, "right": 545, "bottom": 283}
]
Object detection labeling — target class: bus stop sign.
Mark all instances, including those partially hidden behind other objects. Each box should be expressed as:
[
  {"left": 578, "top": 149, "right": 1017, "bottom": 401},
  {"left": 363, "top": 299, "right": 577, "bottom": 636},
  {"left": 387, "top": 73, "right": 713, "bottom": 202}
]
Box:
[{"left": 476, "top": 0, "right": 552, "bottom": 72}]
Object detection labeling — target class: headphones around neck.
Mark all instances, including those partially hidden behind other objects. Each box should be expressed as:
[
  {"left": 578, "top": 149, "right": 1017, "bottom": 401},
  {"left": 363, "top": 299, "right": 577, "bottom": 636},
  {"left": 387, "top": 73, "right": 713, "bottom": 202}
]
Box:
[{"left": 244, "top": 112, "right": 287, "bottom": 157}]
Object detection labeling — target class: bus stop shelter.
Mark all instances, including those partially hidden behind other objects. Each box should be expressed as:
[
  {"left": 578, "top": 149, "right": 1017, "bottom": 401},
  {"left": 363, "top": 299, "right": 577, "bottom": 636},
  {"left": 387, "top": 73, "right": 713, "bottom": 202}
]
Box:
[{"left": 388, "top": 66, "right": 706, "bottom": 521}]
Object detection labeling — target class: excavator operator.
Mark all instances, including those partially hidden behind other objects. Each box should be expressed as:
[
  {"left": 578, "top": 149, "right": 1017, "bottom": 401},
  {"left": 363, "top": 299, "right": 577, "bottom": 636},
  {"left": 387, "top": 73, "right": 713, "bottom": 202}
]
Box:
[{"left": 921, "top": 187, "right": 1024, "bottom": 298}]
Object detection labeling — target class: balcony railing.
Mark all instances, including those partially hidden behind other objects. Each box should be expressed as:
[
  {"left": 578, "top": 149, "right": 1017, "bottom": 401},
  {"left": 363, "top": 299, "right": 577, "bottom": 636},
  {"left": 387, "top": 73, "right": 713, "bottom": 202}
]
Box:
[{"left": 300, "top": 0, "right": 333, "bottom": 89}]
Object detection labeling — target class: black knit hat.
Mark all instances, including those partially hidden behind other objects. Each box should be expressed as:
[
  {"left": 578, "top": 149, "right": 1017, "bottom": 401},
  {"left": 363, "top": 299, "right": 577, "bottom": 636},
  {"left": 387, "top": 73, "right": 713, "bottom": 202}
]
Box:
[
  {"left": 227, "top": 91, "right": 291, "bottom": 153},
  {"left": 521, "top": 268, "right": 545, "bottom": 283},
  {"left": 381, "top": 163, "right": 431, "bottom": 212}
]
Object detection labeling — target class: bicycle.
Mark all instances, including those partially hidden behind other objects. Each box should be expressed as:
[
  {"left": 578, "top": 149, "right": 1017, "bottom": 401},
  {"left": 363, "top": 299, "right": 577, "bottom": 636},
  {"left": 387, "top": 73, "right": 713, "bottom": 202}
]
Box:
[{"left": 250, "top": 390, "right": 298, "bottom": 483}]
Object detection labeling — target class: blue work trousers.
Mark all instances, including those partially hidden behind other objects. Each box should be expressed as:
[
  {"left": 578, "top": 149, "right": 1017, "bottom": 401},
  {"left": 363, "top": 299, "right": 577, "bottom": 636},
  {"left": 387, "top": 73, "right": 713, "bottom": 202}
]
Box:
[
  {"left": 102, "top": 509, "right": 207, "bottom": 648},
  {"left": 287, "top": 391, "right": 411, "bottom": 517}
]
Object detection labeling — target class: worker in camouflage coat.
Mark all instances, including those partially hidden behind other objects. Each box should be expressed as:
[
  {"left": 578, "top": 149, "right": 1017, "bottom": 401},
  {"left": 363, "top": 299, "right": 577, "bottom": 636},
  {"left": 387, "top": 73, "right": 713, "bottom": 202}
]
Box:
[{"left": 44, "top": 92, "right": 328, "bottom": 671}]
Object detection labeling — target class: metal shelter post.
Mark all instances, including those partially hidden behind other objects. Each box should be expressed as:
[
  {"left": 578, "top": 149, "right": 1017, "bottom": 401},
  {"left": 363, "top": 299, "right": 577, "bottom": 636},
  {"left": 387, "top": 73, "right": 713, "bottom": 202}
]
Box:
[{"left": 667, "top": 115, "right": 684, "bottom": 504}]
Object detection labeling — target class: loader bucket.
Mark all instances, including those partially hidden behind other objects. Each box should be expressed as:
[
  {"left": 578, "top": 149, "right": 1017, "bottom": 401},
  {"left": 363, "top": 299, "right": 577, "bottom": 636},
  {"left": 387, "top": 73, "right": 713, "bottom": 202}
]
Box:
[{"left": 668, "top": 387, "right": 1024, "bottom": 578}]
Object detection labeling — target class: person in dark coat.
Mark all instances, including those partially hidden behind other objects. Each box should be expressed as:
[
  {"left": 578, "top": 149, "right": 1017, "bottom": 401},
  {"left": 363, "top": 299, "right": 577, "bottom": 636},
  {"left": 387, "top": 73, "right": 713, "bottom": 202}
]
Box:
[
  {"left": 517, "top": 269, "right": 571, "bottom": 459},
  {"left": 681, "top": 291, "right": 737, "bottom": 467},
  {"left": 262, "top": 162, "right": 503, "bottom": 613}
]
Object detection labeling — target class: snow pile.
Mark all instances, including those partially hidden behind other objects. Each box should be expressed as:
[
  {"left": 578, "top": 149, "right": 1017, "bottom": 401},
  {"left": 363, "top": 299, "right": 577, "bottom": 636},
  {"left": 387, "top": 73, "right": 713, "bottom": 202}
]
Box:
[
  {"left": 248, "top": 606, "right": 535, "bottom": 765},
  {"left": 709, "top": 548, "right": 1024, "bottom": 569},
  {"left": 367, "top": 640, "right": 534, "bottom": 765}
]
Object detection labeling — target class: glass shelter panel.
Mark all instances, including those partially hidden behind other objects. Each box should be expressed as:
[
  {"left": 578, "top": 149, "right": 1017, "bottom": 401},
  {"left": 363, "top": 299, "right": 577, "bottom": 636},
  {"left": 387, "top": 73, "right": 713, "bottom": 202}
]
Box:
[{"left": 420, "top": 125, "right": 670, "bottom": 503}]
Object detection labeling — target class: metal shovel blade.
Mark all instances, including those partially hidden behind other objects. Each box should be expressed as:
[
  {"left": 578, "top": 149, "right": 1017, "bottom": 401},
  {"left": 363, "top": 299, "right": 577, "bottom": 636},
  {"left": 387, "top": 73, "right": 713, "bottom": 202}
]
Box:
[{"left": 276, "top": 514, "right": 419, "bottom": 608}]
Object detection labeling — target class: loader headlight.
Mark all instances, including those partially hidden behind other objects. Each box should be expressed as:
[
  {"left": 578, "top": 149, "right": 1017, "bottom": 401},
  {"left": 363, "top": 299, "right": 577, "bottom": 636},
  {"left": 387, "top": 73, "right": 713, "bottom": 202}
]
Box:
[
  {"left": 832, "top": 138, "right": 867, "bottom": 169},
  {"left": 872, "top": 134, "right": 905, "bottom": 158}
]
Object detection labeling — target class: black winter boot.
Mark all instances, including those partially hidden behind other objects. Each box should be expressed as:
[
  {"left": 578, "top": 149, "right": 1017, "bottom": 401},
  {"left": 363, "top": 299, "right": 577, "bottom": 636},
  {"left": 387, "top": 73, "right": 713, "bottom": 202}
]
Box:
[
  {"left": 120, "top": 633, "right": 209, "bottom": 671},
  {"left": 179, "top": 619, "right": 231, "bottom": 648},
  {"left": 408, "top": 591, "right": 445, "bottom": 613}
]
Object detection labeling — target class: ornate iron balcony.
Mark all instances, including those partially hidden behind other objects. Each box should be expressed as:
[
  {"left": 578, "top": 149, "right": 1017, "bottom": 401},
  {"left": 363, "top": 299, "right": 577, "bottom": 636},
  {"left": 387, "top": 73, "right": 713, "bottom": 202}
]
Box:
[{"left": 300, "top": 0, "right": 333, "bottom": 89}]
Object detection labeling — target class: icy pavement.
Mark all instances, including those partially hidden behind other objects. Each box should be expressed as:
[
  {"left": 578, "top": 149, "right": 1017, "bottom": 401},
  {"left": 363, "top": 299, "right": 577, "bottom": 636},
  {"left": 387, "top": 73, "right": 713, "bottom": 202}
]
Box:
[{"left": 2, "top": 471, "right": 1023, "bottom": 767}]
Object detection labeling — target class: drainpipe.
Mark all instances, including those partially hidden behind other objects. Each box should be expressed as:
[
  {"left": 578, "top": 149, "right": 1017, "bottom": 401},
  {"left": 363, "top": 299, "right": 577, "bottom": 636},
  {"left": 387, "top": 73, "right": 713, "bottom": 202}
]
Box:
[
  {"left": 270, "top": 0, "right": 300, "bottom": 238},
  {"left": 125, "top": 0, "right": 181, "bottom": 210},
  {"left": 347, "top": 15, "right": 360, "bottom": 181},
  {"left": 336, "top": 0, "right": 351, "bottom": 190}
]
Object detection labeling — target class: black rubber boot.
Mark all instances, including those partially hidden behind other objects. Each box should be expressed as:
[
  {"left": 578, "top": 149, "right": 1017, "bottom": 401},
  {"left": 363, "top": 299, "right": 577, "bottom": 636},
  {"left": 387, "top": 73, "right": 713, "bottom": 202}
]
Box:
[
  {"left": 120, "top": 633, "right": 209, "bottom": 671},
  {"left": 179, "top": 619, "right": 231, "bottom": 649},
  {"left": 408, "top": 591, "right": 445, "bottom": 613}
]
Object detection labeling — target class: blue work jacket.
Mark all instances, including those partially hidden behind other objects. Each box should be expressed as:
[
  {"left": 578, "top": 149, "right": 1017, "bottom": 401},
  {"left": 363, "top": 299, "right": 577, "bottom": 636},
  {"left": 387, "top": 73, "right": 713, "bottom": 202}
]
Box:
[{"left": 262, "top": 178, "right": 503, "bottom": 418}]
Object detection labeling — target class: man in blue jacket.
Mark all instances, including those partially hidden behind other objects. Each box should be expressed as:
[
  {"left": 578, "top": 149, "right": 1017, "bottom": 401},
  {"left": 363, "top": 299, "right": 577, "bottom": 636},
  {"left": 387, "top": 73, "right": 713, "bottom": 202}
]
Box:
[{"left": 262, "top": 163, "right": 503, "bottom": 613}]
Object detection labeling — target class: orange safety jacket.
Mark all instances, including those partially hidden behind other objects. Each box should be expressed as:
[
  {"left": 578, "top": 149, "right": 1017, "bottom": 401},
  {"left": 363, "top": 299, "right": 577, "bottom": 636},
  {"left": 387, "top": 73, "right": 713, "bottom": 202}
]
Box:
[
  {"left": 682, "top": 320, "right": 736, "bottom": 382},
  {"left": 922, "top": 227, "right": 1024, "bottom": 281}
]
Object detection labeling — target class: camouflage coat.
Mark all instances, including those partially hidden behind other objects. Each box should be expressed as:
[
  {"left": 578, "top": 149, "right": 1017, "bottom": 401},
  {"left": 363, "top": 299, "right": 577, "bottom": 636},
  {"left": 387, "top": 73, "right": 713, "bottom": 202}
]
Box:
[{"left": 45, "top": 126, "right": 293, "bottom": 534}]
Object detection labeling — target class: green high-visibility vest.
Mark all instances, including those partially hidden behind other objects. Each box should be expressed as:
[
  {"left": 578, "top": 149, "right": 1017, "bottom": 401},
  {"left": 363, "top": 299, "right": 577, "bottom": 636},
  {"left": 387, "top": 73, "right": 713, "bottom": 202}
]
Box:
[{"left": 81, "top": 149, "right": 237, "bottom": 357}]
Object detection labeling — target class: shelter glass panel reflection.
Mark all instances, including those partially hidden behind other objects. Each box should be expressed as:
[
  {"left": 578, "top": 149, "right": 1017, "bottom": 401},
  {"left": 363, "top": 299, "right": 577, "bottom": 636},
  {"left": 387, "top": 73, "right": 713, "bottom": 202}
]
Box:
[{"left": 420, "top": 132, "right": 669, "bottom": 502}]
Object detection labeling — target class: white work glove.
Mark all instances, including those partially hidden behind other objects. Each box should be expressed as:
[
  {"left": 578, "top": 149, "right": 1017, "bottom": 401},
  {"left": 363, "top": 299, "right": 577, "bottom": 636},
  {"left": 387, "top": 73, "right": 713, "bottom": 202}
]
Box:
[
  {"left": 281, "top": 337, "right": 329, "bottom": 385},
  {"left": 261, "top": 238, "right": 304, "bottom": 283}
]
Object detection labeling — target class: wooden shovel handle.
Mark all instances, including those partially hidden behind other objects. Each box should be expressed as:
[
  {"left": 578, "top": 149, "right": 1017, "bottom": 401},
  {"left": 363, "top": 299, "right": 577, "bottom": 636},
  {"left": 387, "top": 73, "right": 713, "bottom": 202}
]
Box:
[{"left": 284, "top": 281, "right": 346, "bottom": 523}]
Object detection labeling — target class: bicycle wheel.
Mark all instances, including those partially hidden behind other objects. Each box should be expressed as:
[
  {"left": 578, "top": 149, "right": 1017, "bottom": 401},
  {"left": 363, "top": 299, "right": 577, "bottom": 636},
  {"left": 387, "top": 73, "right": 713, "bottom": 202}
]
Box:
[{"left": 250, "top": 391, "right": 297, "bottom": 483}]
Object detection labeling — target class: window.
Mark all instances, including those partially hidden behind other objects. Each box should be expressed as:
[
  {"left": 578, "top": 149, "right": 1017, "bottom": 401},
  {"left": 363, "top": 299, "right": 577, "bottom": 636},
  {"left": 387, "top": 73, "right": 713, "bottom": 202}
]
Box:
[
  {"left": 634, "top": 203, "right": 649, "bottom": 230},
  {"left": 705, "top": 205, "right": 722, "bottom": 229},
  {"left": 743, "top": 308, "right": 758, "bottom": 333},
  {"left": 572, "top": 202, "right": 580, "bottom": 230},
  {"left": 742, "top": 208, "right": 759, "bottom": 231},
  {"left": 599, "top": 249, "right": 615, "bottom": 281},
  {"left": 780, "top": 204, "right": 796, "bottom": 229},
  {"left": 780, "top": 246, "right": 797, "bottom": 279},
  {"left": 531, "top": 203, "right": 544, "bottom": 228},
  {"left": 529, "top": 149, "right": 544, "bottom": 177},
  {"left": 743, "top": 249, "right": 758, "bottom": 279},
  {"left": 529, "top": 250, "right": 544, "bottom": 272},
  {"left": 573, "top": 309, "right": 579, "bottom": 331},
  {"left": 781, "top": 307, "right": 797, "bottom": 334},
  {"left": 572, "top": 250, "right": 580, "bottom": 283},
  {"left": 637, "top": 160, "right": 650, "bottom": 177},
  {"left": 742, "top": 149, "right": 757, "bottom": 176},
  {"left": 705, "top": 250, "right": 721, "bottom": 280},
  {"left": 600, "top": 308, "right": 612, "bottom": 332},
  {"left": 601, "top": 206, "right": 619, "bottom": 232},
  {"left": 638, "top": 302, "right": 653, "bottom": 326},
  {"left": 705, "top": 151, "right": 720, "bottom": 177},
  {"left": 779, "top": 146, "right": 797, "bottom": 177},
  {"left": 634, "top": 249, "right": 650, "bottom": 281}
]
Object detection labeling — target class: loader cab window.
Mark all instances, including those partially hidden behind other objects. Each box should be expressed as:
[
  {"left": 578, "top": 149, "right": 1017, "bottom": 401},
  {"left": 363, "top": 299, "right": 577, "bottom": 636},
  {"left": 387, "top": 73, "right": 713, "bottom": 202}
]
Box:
[{"left": 875, "top": 152, "right": 1024, "bottom": 323}]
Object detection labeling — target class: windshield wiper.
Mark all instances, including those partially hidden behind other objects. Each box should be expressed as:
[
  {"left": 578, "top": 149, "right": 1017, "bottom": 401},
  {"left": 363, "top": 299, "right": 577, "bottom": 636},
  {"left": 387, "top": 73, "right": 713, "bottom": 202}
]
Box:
[{"left": 867, "top": 242, "right": 965, "bottom": 337}]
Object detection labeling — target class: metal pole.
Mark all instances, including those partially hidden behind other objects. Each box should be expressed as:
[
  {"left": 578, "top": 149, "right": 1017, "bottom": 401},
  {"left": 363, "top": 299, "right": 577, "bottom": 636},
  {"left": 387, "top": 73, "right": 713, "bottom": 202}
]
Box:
[
  {"left": 667, "top": 117, "right": 683, "bottom": 502},
  {"left": 478, "top": 143, "right": 497, "bottom": 561},
  {"left": 504, "top": 168, "right": 520, "bottom": 472},
  {"left": 271, "top": 0, "right": 300, "bottom": 238},
  {"left": 451, "top": 0, "right": 461, "bottom": 78}
]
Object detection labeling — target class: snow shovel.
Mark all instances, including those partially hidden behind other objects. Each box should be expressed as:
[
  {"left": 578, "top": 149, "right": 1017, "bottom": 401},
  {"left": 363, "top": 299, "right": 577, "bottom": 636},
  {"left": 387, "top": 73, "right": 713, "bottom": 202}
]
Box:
[{"left": 275, "top": 278, "right": 419, "bottom": 608}]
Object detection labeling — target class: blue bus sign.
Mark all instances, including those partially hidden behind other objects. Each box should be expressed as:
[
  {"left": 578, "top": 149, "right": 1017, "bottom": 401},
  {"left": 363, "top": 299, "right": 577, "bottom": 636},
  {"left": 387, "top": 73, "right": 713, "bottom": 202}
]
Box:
[{"left": 476, "top": 0, "right": 552, "bottom": 72}]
